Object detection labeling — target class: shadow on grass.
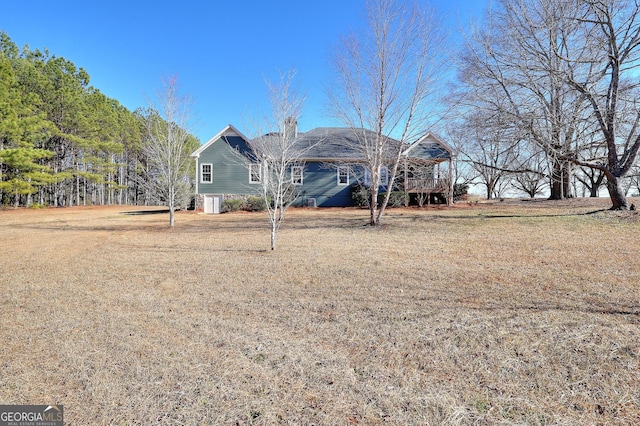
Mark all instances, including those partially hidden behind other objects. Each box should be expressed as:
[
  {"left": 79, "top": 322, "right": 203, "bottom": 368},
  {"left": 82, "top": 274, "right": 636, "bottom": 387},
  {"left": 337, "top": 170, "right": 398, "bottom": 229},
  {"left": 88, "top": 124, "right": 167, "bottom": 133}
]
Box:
[
  {"left": 479, "top": 208, "right": 609, "bottom": 219},
  {"left": 387, "top": 208, "right": 611, "bottom": 222},
  {"left": 120, "top": 209, "right": 170, "bottom": 215},
  {"left": 409, "top": 287, "right": 639, "bottom": 320},
  {"left": 491, "top": 303, "right": 639, "bottom": 318},
  {"left": 439, "top": 299, "right": 640, "bottom": 320}
]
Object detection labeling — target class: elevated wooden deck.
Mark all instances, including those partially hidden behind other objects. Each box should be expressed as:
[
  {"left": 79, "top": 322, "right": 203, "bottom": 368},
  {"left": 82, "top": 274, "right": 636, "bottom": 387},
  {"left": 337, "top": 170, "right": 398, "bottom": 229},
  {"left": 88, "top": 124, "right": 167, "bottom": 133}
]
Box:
[{"left": 403, "top": 178, "right": 450, "bottom": 194}]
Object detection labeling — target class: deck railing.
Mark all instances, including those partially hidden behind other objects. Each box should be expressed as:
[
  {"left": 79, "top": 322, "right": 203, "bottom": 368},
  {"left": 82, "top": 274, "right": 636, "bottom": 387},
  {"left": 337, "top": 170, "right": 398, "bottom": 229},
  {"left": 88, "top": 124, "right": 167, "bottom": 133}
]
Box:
[{"left": 404, "top": 178, "right": 450, "bottom": 193}]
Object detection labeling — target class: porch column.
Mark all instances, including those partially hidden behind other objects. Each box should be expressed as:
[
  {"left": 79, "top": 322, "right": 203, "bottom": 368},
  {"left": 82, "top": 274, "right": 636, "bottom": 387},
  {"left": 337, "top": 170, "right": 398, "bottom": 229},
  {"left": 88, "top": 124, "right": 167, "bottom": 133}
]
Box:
[
  {"left": 404, "top": 157, "right": 408, "bottom": 207},
  {"left": 448, "top": 159, "right": 454, "bottom": 205}
]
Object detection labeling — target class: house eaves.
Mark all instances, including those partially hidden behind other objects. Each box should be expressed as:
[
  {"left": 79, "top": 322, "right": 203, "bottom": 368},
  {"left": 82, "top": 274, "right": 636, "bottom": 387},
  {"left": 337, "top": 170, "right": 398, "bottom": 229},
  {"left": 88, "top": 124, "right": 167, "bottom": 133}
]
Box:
[
  {"left": 402, "top": 133, "right": 455, "bottom": 160},
  {"left": 190, "top": 124, "right": 252, "bottom": 158}
]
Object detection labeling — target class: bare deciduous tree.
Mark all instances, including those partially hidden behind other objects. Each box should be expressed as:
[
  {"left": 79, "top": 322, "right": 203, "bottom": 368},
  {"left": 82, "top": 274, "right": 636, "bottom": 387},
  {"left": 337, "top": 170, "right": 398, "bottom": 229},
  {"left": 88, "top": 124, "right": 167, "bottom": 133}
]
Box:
[
  {"left": 329, "top": 0, "right": 447, "bottom": 225},
  {"left": 458, "top": 0, "right": 640, "bottom": 209},
  {"left": 624, "top": 161, "right": 640, "bottom": 197},
  {"left": 511, "top": 150, "right": 549, "bottom": 198},
  {"left": 470, "top": 130, "right": 520, "bottom": 200},
  {"left": 451, "top": 107, "right": 522, "bottom": 199},
  {"left": 457, "top": 0, "right": 589, "bottom": 200},
  {"left": 560, "top": 0, "right": 640, "bottom": 209},
  {"left": 444, "top": 125, "right": 477, "bottom": 198},
  {"left": 143, "top": 75, "right": 198, "bottom": 227},
  {"left": 573, "top": 138, "right": 608, "bottom": 197},
  {"left": 250, "top": 69, "right": 307, "bottom": 250}
]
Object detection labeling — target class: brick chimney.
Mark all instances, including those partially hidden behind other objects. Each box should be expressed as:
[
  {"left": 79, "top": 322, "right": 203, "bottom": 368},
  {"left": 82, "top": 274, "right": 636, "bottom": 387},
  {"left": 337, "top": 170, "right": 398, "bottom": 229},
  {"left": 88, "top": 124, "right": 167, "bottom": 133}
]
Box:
[{"left": 284, "top": 116, "right": 298, "bottom": 141}]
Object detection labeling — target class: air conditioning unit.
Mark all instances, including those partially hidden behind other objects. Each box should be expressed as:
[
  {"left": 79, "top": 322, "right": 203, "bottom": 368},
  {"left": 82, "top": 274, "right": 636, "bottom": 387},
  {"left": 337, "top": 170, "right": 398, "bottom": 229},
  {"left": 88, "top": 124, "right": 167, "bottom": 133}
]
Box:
[{"left": 306, "top": 198, "right": 317, "bottom": 208}]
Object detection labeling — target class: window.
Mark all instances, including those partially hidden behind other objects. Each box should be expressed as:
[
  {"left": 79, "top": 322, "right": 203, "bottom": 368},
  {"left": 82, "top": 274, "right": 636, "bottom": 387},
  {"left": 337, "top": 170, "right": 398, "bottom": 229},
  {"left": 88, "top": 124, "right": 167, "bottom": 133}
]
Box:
[
  {"left": 200, "top": 163, "right": 213, "bottom": 183},
  {"left": 364, "top": 166, "right": 389, "bottom": 187},
  {"left": 380, "top": 166, "right": 389, "bottom": 186},
  {"left": 249, "top": 163, "right": 261, "bottom": 184},
  {"left": 337, "top": 166, "right": 349, "bottom": 185},
  {"left": 291, "top": 166, "right": 303, "bottom": 185}
]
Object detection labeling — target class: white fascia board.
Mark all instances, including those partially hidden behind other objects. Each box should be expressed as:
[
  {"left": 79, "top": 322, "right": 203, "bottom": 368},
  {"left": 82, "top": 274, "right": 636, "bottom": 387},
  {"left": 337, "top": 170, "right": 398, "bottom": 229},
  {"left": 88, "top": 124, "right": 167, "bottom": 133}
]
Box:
[
  {"left": 190, "top": 124, "right": 251, "bottom": 158},
  {"left": 402, "top": 132, "right": 455, "bottom": 157}
]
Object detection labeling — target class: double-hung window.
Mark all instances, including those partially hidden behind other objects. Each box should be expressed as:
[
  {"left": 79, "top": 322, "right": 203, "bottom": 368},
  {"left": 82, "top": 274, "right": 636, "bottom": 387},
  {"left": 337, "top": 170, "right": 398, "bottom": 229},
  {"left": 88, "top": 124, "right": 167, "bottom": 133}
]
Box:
[
  {"left": 363, "top": 166, "right": 389, "bottom": 187},
  {"left": 380, "top": 166, "right": 389, "bottom": 186},
  {"left": 249, "top": 163, "right": 261, "bottom": 184},
  {"left": 291, "top": 166, "right": 303, "bottom": 185},
  {"left": 337, "top": 166, "right": 349, "bottom": 185},
  {"left": 200, "top": 163, "right": 213, "bottom": 183}
]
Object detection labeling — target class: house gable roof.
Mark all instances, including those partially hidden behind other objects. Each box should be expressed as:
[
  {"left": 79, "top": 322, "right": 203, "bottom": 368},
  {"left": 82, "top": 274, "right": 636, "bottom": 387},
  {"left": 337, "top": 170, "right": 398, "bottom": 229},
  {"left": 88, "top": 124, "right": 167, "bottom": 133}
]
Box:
[
  {"left": 251, "top": 127, "right": 402, "bottom": 162},
  {"left": 402, "top": 133, "right": 454, "bottom": 161},
  {"left": 292, "top": 127, "right": 383, "bottom": 161},
  {"left": 194, "top": 125, "right": 453, "bottom": 163},
  {"left": 190, "top": 124, "right": 253, "bottom": 158}
]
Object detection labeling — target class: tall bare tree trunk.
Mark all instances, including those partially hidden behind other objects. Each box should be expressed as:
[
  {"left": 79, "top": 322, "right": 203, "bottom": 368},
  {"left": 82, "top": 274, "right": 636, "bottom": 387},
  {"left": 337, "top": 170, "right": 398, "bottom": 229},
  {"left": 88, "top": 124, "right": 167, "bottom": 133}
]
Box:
[
  {"left": 143, "top": 75, "right": 197, "bottom": 227},
  {"left": 329, "top": 0, "right": 446, "bottom": 226},
  {"left": 607, "top": 175, "right": 628, "bottom": 210},
  {"left": 549, "top": 162, "right": 571, "bottom": 199}
]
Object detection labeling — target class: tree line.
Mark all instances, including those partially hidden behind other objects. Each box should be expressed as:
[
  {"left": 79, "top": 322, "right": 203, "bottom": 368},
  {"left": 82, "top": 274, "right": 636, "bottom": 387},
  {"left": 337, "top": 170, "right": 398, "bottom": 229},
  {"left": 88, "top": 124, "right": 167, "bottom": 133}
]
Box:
[{"left": 0, "top": 32, "right": 199, "bottom": 209}]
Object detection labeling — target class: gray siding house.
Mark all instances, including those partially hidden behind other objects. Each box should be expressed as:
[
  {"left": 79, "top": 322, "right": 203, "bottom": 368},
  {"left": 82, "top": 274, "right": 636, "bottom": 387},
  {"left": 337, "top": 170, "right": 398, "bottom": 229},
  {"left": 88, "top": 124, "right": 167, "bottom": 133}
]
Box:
[{"left": 190, "top": 124, "right": 454, "bottom": 213}]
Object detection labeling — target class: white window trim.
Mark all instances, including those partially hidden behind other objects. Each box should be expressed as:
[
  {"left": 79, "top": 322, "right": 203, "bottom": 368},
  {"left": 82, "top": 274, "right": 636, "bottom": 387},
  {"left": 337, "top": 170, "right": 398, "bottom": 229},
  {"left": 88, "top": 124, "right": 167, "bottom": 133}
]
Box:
[
  {"left": 249, "top": 163, "right": 261, "bottom": 184},
  {"left": 380, "top": 166, "right": 389, "bottom": 186},
  {"left": 364, "top": 166, "right": 389, "bottom": 187},
  {"left": 291, "top": 166, "right": 303, "bottom": 185},
  {"left": 337, "top": 166, "right": 349, "bottom": 186},
  {"left": 200, "top": 163, "right": 213, "bottom": 184}
]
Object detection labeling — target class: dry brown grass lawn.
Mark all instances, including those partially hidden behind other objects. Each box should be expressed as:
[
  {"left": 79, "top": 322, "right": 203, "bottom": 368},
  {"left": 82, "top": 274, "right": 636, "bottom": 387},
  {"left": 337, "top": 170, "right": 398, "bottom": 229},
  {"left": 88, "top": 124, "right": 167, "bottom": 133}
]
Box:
[{"left": 1, "top": 198, "right": 639, "bottom": 425}]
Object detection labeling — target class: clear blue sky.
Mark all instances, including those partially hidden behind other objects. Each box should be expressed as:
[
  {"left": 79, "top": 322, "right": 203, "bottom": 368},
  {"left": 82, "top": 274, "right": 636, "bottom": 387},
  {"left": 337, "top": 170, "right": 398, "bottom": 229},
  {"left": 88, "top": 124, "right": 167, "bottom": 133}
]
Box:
[{"left": 2, "top": 0, "right": 486, "bottom": 143}]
